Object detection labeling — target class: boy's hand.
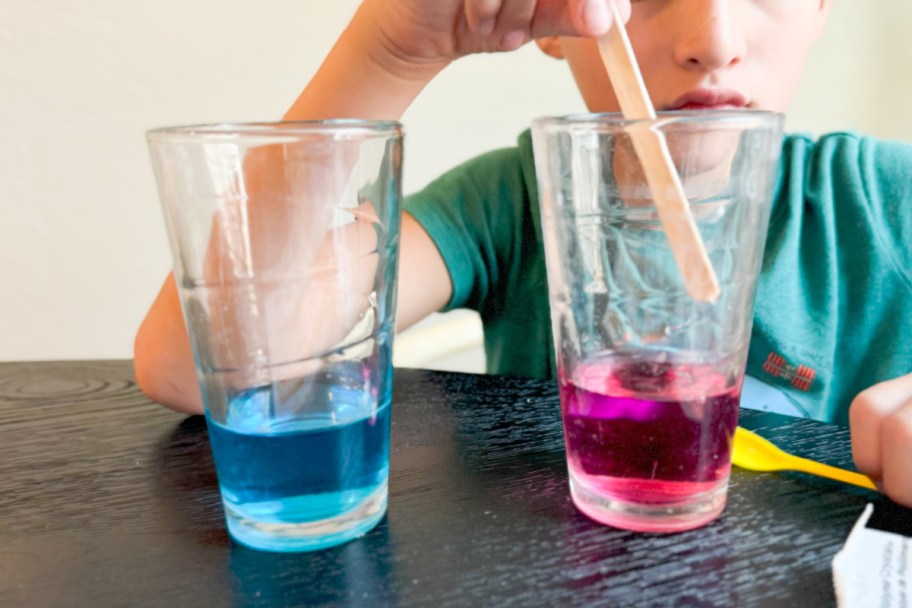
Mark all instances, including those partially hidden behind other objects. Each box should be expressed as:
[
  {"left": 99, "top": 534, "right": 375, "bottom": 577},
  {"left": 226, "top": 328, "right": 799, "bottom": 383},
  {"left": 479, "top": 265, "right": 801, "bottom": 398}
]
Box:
[
  {"left": 357, "top": 0, "right": 630, "bottom": 76},
  {"left": 287, "top": 0, "right": 631, "bottom": 125},
  {"left": 849, "top": 372, "right": 912, "bottom": 507}
]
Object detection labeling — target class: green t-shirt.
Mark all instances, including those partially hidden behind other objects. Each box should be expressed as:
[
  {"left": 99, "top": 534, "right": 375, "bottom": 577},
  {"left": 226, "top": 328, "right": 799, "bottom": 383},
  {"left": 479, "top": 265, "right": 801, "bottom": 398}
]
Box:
[{"left": 404, "top": 130, "right": 912, "bottom": 425}]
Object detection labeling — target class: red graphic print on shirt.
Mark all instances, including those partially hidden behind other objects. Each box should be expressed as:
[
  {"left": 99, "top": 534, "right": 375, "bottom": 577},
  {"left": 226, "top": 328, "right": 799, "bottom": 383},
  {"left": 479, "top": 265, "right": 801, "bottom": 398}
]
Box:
[{"left": 761, "top": 352, "right": 816, "bottom": 392}]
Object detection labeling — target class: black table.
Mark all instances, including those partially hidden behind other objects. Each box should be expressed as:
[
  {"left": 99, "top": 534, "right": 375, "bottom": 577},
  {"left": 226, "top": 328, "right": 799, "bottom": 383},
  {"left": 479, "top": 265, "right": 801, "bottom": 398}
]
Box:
[{"left": 1, "top": 361, "right": 907, "bottom": 607}]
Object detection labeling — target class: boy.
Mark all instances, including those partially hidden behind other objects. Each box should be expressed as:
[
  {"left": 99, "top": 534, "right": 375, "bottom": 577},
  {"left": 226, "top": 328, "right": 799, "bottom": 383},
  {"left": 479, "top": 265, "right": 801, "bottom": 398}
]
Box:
[{"left": 134, "top": 0, "right": 912, "bottom": 507}]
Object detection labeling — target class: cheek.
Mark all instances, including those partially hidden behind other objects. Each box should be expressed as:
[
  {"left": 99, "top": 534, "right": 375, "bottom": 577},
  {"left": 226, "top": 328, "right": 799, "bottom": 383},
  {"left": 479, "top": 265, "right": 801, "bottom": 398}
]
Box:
[
  {"left": 565, "top": 44, "right": 622, "bottom": 113},
  {"left": 750, "top": 35, "right": 816, "bottom": 111},
  {"left": 583, "top": 79, "right": 622, "bottom": 113}
]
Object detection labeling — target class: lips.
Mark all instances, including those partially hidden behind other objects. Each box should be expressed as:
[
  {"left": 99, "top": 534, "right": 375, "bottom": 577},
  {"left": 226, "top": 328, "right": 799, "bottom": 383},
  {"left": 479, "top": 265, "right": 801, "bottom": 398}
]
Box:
[{"left": 665, "top": 89, "right": 749, "bottom": 111}]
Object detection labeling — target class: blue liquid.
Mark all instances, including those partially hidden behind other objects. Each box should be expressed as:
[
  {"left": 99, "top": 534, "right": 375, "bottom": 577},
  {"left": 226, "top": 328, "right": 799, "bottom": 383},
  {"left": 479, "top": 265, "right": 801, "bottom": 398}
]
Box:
[{"left": 206, "top": 384, "right": 391, "bottom": 552}]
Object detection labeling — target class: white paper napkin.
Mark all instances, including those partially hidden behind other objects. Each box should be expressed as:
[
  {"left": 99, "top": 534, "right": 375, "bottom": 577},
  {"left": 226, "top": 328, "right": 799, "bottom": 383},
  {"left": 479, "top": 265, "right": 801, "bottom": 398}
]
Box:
[{"left": 832, "top": 503, "right": 912, "bottom": 607}]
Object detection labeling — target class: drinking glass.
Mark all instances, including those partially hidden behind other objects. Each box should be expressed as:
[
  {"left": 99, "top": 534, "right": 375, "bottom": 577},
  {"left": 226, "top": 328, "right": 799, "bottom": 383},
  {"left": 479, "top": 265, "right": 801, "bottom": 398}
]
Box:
[
  {"left": 148, "top": 120, "right": 403, "bottom": 551},
  {"left": 532, "top": 111, "right": 783, "bottom": 532}
]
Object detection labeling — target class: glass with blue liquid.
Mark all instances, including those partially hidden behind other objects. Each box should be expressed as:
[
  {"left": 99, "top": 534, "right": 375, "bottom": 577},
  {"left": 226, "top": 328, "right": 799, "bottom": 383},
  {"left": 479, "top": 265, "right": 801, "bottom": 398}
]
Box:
[{"left": 148, "top": 120, "right": 403, "bottom": 551}]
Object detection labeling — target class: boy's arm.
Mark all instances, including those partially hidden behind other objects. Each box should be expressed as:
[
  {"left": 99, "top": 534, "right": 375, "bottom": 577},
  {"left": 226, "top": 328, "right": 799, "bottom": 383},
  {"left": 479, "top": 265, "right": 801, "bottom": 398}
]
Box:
[
  {"left": 133, "top": 0, "right": 628, "bottom": 414},
  {"left": 133, "top": 212, "right": 451, "bottom": 414}
]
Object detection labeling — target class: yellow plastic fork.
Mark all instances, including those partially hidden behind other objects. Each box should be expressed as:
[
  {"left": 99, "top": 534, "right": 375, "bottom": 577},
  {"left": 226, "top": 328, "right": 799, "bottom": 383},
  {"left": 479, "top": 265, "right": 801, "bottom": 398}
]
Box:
[{"left": 732, "top": 426, "right": 878, "bottom": 490}]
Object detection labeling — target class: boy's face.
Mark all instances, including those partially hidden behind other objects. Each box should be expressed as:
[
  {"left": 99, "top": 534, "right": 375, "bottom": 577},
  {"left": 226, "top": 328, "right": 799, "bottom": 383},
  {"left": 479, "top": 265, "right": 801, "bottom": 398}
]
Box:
[{"left": 554, "top": 0, "right": 831, "bottom": 113}]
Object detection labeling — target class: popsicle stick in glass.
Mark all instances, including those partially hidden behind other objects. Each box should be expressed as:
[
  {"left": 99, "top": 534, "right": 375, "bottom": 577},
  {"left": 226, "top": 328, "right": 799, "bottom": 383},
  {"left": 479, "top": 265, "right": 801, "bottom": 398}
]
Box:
[{"left": 597, "top": 4, "right": 721, "bottom": 303}]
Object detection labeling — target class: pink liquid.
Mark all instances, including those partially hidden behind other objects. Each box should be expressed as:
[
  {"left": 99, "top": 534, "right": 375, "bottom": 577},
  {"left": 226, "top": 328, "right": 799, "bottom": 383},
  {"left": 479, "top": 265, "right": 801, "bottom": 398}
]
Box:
[{"left": 560, "top": 352, "right": 741, "bottom": 531}]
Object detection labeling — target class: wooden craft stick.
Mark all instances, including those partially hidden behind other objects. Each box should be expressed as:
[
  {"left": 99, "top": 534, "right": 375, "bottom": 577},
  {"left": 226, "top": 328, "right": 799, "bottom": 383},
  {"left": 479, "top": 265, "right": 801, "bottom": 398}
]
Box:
[{"left": 597, "top": 4, "right": 720, "bottom": 302}]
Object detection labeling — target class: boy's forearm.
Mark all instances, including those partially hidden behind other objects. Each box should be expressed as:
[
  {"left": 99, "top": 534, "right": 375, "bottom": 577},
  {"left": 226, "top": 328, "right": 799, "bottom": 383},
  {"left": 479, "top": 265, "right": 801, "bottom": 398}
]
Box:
[
  {"left": 134, "top": 274, "right": 204, "bottom": 414},
  {"left": 285, "top": 8, "right": 445, "bottom": 122}
]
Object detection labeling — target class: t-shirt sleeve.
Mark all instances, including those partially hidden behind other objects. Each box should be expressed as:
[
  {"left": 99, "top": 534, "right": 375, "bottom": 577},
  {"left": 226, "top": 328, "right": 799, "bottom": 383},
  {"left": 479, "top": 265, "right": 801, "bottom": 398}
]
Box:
[
  {"left": 859, "top": 137, "right": 912, "bottom": 290},
  {"left": 403, "top": 147, "right": 528, "bottom": 312}
]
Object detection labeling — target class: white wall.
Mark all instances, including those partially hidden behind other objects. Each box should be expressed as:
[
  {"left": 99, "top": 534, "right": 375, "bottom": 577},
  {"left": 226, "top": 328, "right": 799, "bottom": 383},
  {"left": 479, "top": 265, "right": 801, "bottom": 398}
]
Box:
[{"left": 1, "top": 1, "right": 910, "bottom": 362}]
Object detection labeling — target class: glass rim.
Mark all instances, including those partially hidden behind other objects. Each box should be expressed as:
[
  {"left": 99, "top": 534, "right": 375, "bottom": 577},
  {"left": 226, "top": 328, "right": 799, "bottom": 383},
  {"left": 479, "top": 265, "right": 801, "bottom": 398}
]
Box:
[
  {"left": 533, "top": 110, "right": 784, "bottom": 132},
  {"left": 146, "top": 119, "right": 403, "bottom": 142}
]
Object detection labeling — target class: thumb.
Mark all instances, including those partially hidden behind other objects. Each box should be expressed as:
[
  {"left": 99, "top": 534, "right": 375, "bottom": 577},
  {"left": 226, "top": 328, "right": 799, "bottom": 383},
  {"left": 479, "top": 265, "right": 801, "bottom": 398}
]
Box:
[{"left": 569, "top": 0, "right": 631, "bottom": 37}]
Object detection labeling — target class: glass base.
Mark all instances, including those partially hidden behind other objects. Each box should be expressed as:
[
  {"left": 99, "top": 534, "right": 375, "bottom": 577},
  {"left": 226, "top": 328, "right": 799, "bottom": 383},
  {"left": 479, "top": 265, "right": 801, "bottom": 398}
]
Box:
[
  {"left": 224, "top": 481, "right": 388, "bottom": 552},
  {"left": 569, "top": 473, "right": 728, "bottom": 533}
]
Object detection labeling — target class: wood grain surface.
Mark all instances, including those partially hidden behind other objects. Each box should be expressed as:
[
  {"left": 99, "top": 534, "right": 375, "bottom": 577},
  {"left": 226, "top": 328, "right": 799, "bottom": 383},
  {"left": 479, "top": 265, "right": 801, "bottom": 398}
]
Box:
[{"left": 0, "top": 360, "right": 905, "bottom": 608}]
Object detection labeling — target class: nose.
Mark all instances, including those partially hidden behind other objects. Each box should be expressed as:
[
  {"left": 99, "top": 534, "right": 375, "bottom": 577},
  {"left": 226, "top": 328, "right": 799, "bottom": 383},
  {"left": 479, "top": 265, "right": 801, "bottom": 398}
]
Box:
[{"left": 671, "top": 0, "right": 747, "bottom": 72}]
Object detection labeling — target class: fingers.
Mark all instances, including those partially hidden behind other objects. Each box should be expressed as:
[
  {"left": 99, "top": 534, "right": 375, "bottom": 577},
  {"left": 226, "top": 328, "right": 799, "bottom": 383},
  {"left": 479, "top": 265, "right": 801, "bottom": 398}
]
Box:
[
  {"left": 463, "top": 0, "right": 630, "bottom": 52},
  {"left": 496, "top": 0, "right": 536, "bottom": 51},
  {"left": 849, "top": 372, "right": 912, "bottom": 507},
  {"left": 464, "top": 0, "right": 536, "bottom": 51},
  {"left": 568, "top": 0, "right": 616, "bottom": 36},
  {"left": 850, "top": 374, "right": 912, "bottom": 475},
  {"left": 882, "top": 401, "right": 912, "bottom": 506},
  {"left": 465, "top": 0, "right": 502, "bottom": 36}
]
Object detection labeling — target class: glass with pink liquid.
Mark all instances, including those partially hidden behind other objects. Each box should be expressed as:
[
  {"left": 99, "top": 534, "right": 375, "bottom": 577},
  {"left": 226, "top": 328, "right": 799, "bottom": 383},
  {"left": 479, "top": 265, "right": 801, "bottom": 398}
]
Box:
[{"left": 532, "top": 112, "right": 784, "bottom": 532}]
